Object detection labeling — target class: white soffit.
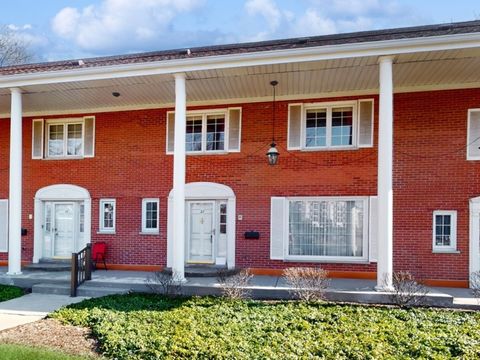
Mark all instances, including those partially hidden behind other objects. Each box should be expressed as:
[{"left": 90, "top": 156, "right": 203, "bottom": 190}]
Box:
[{"left": 1, "top": 48, "right": 480, "bottom": 116}]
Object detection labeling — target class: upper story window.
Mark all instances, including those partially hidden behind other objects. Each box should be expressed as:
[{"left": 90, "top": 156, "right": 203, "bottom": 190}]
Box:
[
  {"left": 288, "top": 100, "right": 374, "bottom": 151},
  {"left": 432, "top": 210, "right": 457, "bottom": 253},
  {"left": 32, "top": 116, "right": 95, "bottom": 159},
  {"left": 167, "top": 108, "right": 241, "bottom": 154}
]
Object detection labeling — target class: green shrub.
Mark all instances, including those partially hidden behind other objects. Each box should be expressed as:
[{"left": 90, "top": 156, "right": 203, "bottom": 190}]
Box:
[
  {"left": 0, "top": 284, "right": 24, "bottom": 302},
  {"left": 52, "top": 293, "right": 480, "bottom": 360}
]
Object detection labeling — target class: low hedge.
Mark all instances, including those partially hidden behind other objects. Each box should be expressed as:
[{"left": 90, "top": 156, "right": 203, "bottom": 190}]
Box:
[
  {"left": 0, "top": 284, "right": 24, "bottom": 302},
  {"left": 52, "top": 293, "right": 480, "bottom": 359}
]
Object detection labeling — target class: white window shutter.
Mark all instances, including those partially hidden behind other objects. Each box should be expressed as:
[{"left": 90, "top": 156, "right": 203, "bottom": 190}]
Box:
[
  {"left": 369, "top": 196, "right": 378, "bottom": 262},
  {"left": 32, "top": 119, "right": 44, "bottom": 159},
  {"left": 228, "top": 108, "right": 241, "bottom": 152},
  {"left": 167, "top": 112, "right": 175, "bottom": 153},
  {"left": 358, "top": 99, "right": 374, "bottom": 148},
  {"left": 0, "top": 200, "right": 8, "bottom": 252},
  {"left": 270, "top": 197, "right": 286, "bottom": 260},
  {"left": 467, "top": 109, "right": 480, "bottom": 160},
  {"left": 288, "top": 104, "right": 302, "bottom": 149},
  {"left": 83, "top": 116, "right": 95, "bottom": 157}
]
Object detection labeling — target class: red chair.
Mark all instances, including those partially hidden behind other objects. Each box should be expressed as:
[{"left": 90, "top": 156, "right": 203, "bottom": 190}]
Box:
[{"left": 92, "top": 242, "right": 107, "bottom": 270}]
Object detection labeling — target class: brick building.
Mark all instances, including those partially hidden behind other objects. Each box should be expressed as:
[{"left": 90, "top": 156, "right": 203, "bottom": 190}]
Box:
[{"left": 1, "top": 21, "right": 480, "bottom": 289}]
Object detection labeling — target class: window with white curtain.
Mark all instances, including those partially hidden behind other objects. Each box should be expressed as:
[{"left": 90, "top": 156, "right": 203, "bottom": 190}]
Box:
[
  {"left": 287, "top": 197, "right": 367, "bottom": 260},
  {"left": 99, "top": 199, "right": 115, "bottom": 233}
]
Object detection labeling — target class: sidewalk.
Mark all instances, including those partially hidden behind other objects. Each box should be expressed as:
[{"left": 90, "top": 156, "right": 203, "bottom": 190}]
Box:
[{"left": 0, "top": 293, "right": 88, "bottom": 331}]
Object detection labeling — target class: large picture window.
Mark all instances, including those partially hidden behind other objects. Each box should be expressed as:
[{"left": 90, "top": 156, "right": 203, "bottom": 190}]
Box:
[{"left": 287, "top": 197, "right": 367, "bottom": 261}]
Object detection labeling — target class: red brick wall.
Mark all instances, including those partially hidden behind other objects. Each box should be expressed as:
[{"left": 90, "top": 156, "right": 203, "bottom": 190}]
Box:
[{"left": 0, "top": 88, "right": 478, "bottom": 281}]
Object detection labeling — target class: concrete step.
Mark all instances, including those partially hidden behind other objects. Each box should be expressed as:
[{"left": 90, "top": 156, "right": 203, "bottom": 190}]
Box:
[
  {"left": 24, "top": 263, "right": 71, "bottom": 272},
  {"left": 32, "top": 282, "right": 128, "bottom": 298},
  {"left": 163, "top": 266, "right": 239, "bottom": 278}
]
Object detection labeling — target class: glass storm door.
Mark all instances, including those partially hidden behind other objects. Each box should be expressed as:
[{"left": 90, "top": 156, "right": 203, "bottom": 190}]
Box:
[
  {"left": 53, "top": 203, "right": 75, "bottom": 257},
  {"left": 188, "top": 202, "right": 214, "bottom": 263}
]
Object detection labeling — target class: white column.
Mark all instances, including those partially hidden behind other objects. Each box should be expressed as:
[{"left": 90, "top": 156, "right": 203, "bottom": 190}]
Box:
[
  {"left": 172, "top": 73, "right": 187, "bottom": 282},
  {"left": 7, "top": 88, "right": 23, "bottom": 275},
  {"left": 376, "top": 56, "right": 394, "bottom": 291}
]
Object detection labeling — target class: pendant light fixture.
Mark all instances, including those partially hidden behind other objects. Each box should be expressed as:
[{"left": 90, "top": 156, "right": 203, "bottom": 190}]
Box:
[{"left": 266, "top": 80, "right": 280, "bottom": 165}]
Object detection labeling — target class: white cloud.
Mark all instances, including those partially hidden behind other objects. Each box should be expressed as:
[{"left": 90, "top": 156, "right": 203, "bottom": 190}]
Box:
[
  {"left": 51, "top": 0, "right": 204, "bottom": 53},
  {"left": 245, "top": 0, "right": 282, "bottom": 31},
  {"left": 243, "top": 0, "right": 423, "bottom": 41}
]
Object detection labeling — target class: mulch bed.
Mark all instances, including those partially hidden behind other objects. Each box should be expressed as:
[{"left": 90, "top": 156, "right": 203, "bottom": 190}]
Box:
[{"left": 0, "top": 318, "right": 101, "bottom": 358}]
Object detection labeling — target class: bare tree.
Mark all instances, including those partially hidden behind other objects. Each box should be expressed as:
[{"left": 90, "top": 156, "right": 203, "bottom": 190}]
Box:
[{"left": 0, "top": 26, "right": 33, "bottom": 67}]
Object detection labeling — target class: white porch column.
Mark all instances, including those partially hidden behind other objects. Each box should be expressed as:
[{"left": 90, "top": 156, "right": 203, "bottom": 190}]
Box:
[
  {"left": 376, "top": 56, "right": 394, "bottom": 290},
  {"left": 7, "top": 88, "right": 23, "bottom": 275},
  {"left": 172, "top": 73, "right": 187, "bottom": 282}
]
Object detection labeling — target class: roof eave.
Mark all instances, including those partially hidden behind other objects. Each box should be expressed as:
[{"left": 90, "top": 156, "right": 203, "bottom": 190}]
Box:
[{"left": 2, "top": 31, "right": 480, "bottom": 89}]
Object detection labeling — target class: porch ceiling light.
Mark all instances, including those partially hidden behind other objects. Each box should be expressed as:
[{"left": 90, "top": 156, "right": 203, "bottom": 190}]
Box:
[
  {"left": 267, "top": 80, "right": 279, "bottom": 166},
  {"left": 112, "top": 91, "right": 121, "bottom": 97}
]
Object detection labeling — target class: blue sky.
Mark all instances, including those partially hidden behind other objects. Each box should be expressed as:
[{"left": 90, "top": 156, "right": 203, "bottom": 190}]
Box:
[{"left": 2, "top": 0, "right": 480, "bottom": 62}]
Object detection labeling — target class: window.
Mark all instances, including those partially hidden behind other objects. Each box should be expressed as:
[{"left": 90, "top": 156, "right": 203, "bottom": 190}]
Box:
[
  {"left": 166, "top": 108, "right": 241, "bottom": 154},
  {"left": 32, "top": 117, "right": 95, "bottom": 159},
  {"left": 47, "top": 121, "right": 83, "bottom": 157},
  {"left": 304, "top": 102, "right": 356, "bottom": 149},
  {"left": 185, "top": 112, "right": 226, "bottom": 153},
  {"left": 433, "top": 211, "right": 457, "bottom": 252},
  {"left": 142, "top": 198, "right": 159, "bottom": 233},
  {"left": 287, "top": 197, "right": 368, "bottom": 261},
  {"left": 99, "top": 199, "right": 115, "bottom": 233}
]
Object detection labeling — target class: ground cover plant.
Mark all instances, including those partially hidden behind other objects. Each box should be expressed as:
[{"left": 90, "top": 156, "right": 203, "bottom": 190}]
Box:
[
  {"left": 0, "top": 284, "right": 23, "bottom": 302},
  {"left": 52, "top": 293, "right": 480, "bottom": 360}
]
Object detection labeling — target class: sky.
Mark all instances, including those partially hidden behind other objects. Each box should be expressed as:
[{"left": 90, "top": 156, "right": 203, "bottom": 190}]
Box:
[{"left": 2, "top": 0, "right": 480, "bottom": 62}]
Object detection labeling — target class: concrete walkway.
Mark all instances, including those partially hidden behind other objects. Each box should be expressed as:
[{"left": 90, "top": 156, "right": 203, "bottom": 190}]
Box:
[
  {"left": 0, "top": 267, "right": 479, "bottom": 310},
  {"left": 0, "top": 293, "right": 88, "bottom": 331}
]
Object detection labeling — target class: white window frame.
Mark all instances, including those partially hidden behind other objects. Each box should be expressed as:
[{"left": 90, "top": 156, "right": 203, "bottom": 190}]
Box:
[
  {"left": 432, "top": 210, "right": 458, "bottom": 253},
  {"left": 166, "top": 109, "right": 231, "bottom": 155},
  {"left": 301, "top": 100, "right": 358, "bottom": 151},
  {"left": 285, "top": 196, "right": 369, "bottom": 263},
  {"left": 467, "top": 108, "right": 480, "bottom": 161},
  {"left": 99, "top": 199, "right": 116, "bottom": 233},
  {"left": 45, "top": 118, "right": 85, "bottom": 159},
  {"left": 141, "top": 198, "right": 160, "bottom": 234}
]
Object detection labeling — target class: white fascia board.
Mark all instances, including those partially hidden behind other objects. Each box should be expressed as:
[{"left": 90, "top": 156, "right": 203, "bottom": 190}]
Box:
[{"left": 1, "top": 32, "right": 480, "bottom": 89}]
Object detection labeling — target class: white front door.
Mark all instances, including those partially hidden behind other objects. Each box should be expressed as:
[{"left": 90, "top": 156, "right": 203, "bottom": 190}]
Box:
[
  {"left": 53, "top": 203, "right": 75, "bottom": 258},
  {"left": 188, "top": 202, "right": 215, "bottom": 263},
  {"left": 470, "top": 197, "right": 480, "bottom": 286}
]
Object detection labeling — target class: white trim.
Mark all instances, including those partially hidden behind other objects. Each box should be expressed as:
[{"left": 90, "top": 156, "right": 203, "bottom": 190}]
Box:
[
  {"left": 301, "top": 100, "right": 358, "bottom": 151},
  {"left": 31, "top": 119, "right": 44, "bottom": 159},
  {"left": 470, "top": 196, "right": 480, "bottom": 286},
  {"left": 83, "top": 115, "right": 96, "bottom": 158},
  {"left": 467, "top": 108, "right": 480, "bottom": 160},
  {"left": 227, "top": 107, "right": 242, "bottom": 153},
  {"left": 6, "top": 82, "right": 480, "bottom": 119},
  {"left": 432, "top": 210, "right": 458, "bottom": 252},
  {"left": 141, "top": 198, "right": 160, "bottom": 234},
  {"left": 0, "top": 200, "right": 8, "bottom": 252},
  {"left": 2, "top": 32, "right": 480, "bottom": 89},
  {"left": 287, "top": 103, "right": 303, "bottom": 150},
  {"left": 358, "top": 98, "right": 375, "bottom": 148},
  {"left": 284, "top": 196, "right": 369, "bottom": 263},
  {"left": 99, "top": 199, "right": 116, "bottom": 233}
]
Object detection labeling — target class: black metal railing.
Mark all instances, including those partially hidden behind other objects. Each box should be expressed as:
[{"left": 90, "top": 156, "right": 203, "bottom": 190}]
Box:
[{"left": 71, "top": 244, "right": 92, "bottom": 297}]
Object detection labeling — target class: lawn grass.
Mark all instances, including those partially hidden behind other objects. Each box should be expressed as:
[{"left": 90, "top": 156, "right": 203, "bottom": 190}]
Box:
[
  {"left": 52, "top": 293, "right": 480, "bottom": 360},
  {"left": 0, "top": 284, "right": 23, "bottom": 302},
  {"left": 0, "top": 344, "right": 88, "bottom": 360}
]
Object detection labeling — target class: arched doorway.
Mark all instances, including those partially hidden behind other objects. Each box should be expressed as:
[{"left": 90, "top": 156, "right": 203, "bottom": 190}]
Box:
[
  {"left": 167, "top": 182, "right": 236, "bottom": 269},
  {"left": 33, "top": 184, "right": 91, "bottom": 263}
]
